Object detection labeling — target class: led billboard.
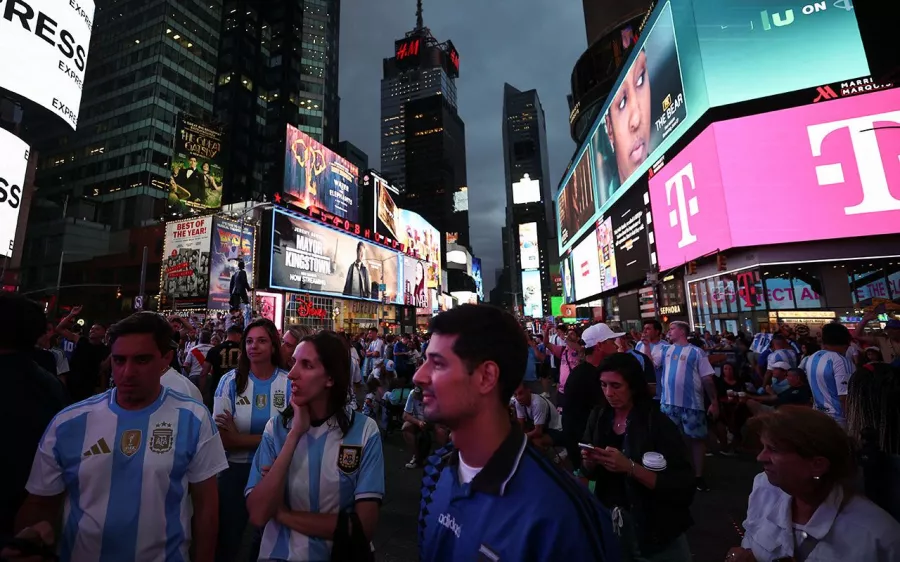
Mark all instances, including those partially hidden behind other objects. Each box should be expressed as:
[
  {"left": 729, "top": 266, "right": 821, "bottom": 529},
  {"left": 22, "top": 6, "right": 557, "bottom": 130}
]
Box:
[
  {"left": 270, "top": 208, "right": 400, "bottom": 303},
  {"left": 372, "top": 173, "right": 400, "bottom": 238},
  {"left": 472, "top": 257, "right": 484, "bottom": 300},
  {"left": 522, "top": 269, "right": 544, "bottom": 318},
  {"left": 562, "top": 255, "right": 575, "bottom": 304},
  {"left": 169, "top": 115, "right": 224, "bottom": 214},
  {"left": 398, "top": 209, "right": 442, "bottom": 289},
  {"left": 650, "top": 88, "right": 900, "bottom": 271},
  {"left": 0, "top": 129, "right": 28, "bottom": 259},
  {"left": 571, "top": 233, "right": 602, "bottom": 302},
  {"left": 402, "top": 256, "right": 430, "bottom": 313},
  {"left": 596, "top": 216, "right": 618, "bottom": 293},
  {"left": 518, "top": 222, "right": 540, "bottom": 270},
  {"left": 610, "top": 186, "right": 651, "bottom": 286},
  {"left": 557, "top": 148, "right": 596, "bottom": 251},
  {"left": 0, "top": 0, "right": 95, "bottom": 129},
  {"left": 512, "top": 174, "right": 541, "bottom": 205},
  {"left": 284, "top": 125, "right": 359, "bottom": 222},
  {"left": 163, "top": 217, "right": 213, "bottom": 309},
  {"left": 207, "top": 218, "right": 255, "bottom": 310}
]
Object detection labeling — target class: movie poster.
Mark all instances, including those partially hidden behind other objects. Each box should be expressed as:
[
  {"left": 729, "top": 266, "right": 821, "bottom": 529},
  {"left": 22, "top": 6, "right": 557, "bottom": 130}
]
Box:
[
  {"left": 169, "top": 115, "right": 224, "bottom": 214},
  {"left": 403, "top": 256, "right": 430, "bottom": 313},
  {"left": 163, "top": 217, "right": 213, "bottom": 309},
  {"left": 270, "top": 209, "right": 400, "bottom": 303},
  {"left": 283, "top": 125, "right": 359, "bottom": 222},
  {"left": 376, "top": 177, "right": 399, "bottom": 238},
  {"left": 207, "top": 218, "right": 255, "bottom": 310}
]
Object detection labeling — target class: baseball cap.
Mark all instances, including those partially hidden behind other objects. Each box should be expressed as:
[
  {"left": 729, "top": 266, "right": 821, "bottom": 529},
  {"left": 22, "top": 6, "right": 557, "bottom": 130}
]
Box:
[
  {"left": 771, "top": 361, "right": 791, "bottom": 371},
  {"left": 582, "top": 323, "right": 625, "bottom": 348},
  {"left": 885, "top": 319, "right": 900, "bottom": 330}
]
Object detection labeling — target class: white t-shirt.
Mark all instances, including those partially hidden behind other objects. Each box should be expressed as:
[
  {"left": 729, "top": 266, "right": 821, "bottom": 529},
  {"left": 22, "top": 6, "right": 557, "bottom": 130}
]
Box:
[
  {"left": 515, "top": 394, "right": 562, "bottom": 431},
  {"left": 161, "top": 368, "right": 204, "bottom": 404},
  {"left": 458, "top": 452, "right": 483, "bottom": 485},
  {"left": 183, "top": 343, "right": 213, "bottom": 380},
  {"left": 50, "top": 347, "right": 70, "bottom": 376}
]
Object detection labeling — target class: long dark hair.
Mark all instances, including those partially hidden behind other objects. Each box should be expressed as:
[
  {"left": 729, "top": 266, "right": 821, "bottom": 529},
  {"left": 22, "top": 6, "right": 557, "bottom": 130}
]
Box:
[
  {"left": 236, "top": 319, "right": 282, "bottom": 394},
  {"left": 598, "top": 352, "right": 653, "bottom": 407},
  {"left": 281, "top": 330, "right": 352, "bottom": 436}
]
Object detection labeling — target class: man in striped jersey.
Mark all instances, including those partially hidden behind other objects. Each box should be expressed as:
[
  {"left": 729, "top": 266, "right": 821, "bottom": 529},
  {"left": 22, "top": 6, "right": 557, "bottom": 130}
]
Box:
[
  {"left": 11, "top": 312, "right": 228, "bottom": 562},
  {"left": 763, "top": 334, "right": 798, "bottom": 390},
  {"left": 652, "top": 321, "right": 718, "bottom": 491},
  {"left": 802, "top": 322, "right": 854, "bottom": 428},
  {"left": 634, "top": 319, "right": 664, "bottom": 402}
]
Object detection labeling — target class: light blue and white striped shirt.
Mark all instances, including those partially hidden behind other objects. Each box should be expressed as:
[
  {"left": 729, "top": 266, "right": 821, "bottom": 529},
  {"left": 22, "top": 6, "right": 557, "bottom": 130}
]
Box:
[
  {"left": 767, "top": 349, "right": 798, "bottom": 370},
  {"left": 246, "top": 412, "right": 385, "bottom": 561},
  {"left": 804, "top": 350, "right": 853, "bottom": 426},
  {"left": 654, "top": 343, "right": 716, "bottom": 410},
  {"left": 751, "top": 333, "right": 773, "bottom": 354},
  {"left": 635, "top": 340, "right": 664, "bottom": 400},
  {"left": 25, "top": 388, "right": 228, "bottom": 562},
  {"left": 214, "top": 368, "right": 291, "bottom": 463}
]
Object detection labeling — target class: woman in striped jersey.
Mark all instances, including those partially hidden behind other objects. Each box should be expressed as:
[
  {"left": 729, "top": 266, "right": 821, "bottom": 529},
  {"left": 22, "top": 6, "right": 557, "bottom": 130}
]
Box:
[{"left": 214, "top": 319, "right": 291, "bottom": 562}]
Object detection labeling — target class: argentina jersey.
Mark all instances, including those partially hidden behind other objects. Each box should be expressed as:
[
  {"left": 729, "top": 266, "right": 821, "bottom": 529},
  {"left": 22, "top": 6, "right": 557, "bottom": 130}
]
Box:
[
  {"left": 767, "top": 348, "right": 798, "bottom": 369},
  {"left": 805, "top": 350, "right": 853, "bottom": 426},
  {"left": 659, "top": 344, "right": 715, "bottom": 411},
  {"left": 635, "top": 340, "right": 664, "bottom": 399},
  {"left": 25, "top": 388, "right": 228, "bottom": 562},
  {"left": 214, "top": 368, "right": 291, "bottom": 463},
  {"left": 751, "top": 333, "right": 773, "bottom": 354},
  {"left": 246, "top": 412, "right": 384, "bottom": 562}
]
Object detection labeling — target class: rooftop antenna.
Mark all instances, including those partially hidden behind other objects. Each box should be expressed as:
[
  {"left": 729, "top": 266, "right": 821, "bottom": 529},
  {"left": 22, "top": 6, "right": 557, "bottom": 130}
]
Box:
[{"left": 416, "top": 0, "right": 424, "bottom": 30}]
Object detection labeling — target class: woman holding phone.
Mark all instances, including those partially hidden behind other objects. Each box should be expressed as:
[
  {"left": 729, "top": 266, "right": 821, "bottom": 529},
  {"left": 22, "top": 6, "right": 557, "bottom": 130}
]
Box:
[{"left": 581, "top": 353, "right": 695, "bottom": 562}]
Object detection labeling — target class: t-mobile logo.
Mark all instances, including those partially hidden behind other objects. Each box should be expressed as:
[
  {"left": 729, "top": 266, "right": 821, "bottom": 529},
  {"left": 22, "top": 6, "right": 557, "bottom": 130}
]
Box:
[
  {"left": 808, "top": 111, "right": 900, "bottom": 215},
  {"left": 665, "top": 162, "right": 699, "bottom": 248}
]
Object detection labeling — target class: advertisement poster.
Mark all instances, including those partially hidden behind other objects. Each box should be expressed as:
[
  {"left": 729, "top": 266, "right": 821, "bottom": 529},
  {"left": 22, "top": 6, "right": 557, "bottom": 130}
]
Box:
[
  {"left": 163, "top": 217, "right": 213, "bottom": 309},
  {"left": 572, "top": 233, "right": 602, "bottom": 302},
  {"left": 610, "top": 187, "right": 651, "bottom": 287},
  {"left": 271, "top": 209, "right": 400, "bottom": 303},
  {"left": 169, "top": 115, "right": 225, "bottom": 214},
  {"left": 512, "top": 174, "right": 542, "bottom": 205},
  {"left": 0, "top": 0, "right": 95, "bottom": 129},
  {"left": 398, "top": 209, "right": 442, "bottom": 289},
  {"left": 207, "top": 218, "right": 255, "bottom": 310},
  {"left": 557, "top": 148, "right": 597, "bottom": 251},
  {"left": 472, "top": 258, "right": 484, "bottom": 300},
  {"left": 376, "top": 178, "right": 399, "bottom": 238},
  {"left": 562, "top": 256, "right": 575, "bottom": 304},
  {"left": 0, "top": 129, "right": 29, "bottom": 259},
  {"left": 522, "top": 269, "right": 544, "bottom": 318},
  {"left": 590, "top": 1, "right": 686, "bottom": 208},
  {"left": 596, "top": 217, "right": 619, "bottom": 292},
  {"left": 403, "top": 256, "right": 430, "bottom": 313},
  {"left": 284, "top": 125, "right": 359, "bottom": 222},
  {"left": 518, "top": 222, "right": 541, "bottom": 270}
]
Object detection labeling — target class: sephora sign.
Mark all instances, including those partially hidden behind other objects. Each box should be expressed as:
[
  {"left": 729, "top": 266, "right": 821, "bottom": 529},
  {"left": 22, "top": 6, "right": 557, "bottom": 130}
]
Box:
[
  {"left": 0, "top": 128, "right": 29, "bottom": 258},
  {"left": 650, "top": 88, "right": 900, "bottom": 271},
  {"left": 0, "top": 0, "right": 95, "bottom": 129}
]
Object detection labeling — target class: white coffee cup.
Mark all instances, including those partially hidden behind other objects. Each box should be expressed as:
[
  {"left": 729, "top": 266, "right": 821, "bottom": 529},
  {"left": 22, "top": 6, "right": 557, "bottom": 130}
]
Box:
[{"left": 642, "top": 452, "right": 667, "bottom": 472}]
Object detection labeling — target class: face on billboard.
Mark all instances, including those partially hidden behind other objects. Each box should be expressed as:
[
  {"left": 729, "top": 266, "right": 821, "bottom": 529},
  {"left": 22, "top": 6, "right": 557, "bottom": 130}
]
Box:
[
  {"left": 522, "top": 270, "right": 543, "bottom": 318},
  {"left": 403, "top": 256, "right": 430, "bottom": 312},
  {"left": 518, "top": 222, "right": 540, "bottom": 270},
  {"left": 271, "top": 209, "right": 400, "bottom": 303},
  {"left": 163, "top": 218, "right": 213, "bottom": 308},
  {"left": 650, "top": 88, "right": 900, "bottom": 270},
  {"left": 596, "top": 217, "right": 618, "bottom": 293},
  {"left": 207, "top": 218, "right": 255, "bottom": 310},
  {"left": 284, "top": 125, "right": 359, "bottom": 222},
  {"left": 0, "top": 0, "right": 95, "bottom": 129},
  {"left": 571, "top": 234, "right": 602, "bottom": 302},
  {"left": 169, "top": 115, "right": 224, "bottom": 214},
  {"left": 610, "top": 187, "right": 651, "bottom": 287},
  {"left": 398, "top": 209, "right": 441, "bottom": 289},
  {"left": 0, "top": 129, "right": 29, "bottom": 259}
]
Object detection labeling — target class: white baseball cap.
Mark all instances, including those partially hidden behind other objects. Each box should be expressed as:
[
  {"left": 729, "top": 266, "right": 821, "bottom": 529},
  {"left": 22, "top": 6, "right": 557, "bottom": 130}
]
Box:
[
  {"left": 771, "top": 361, "right": 791, "bottom": 371},
  {"left": 582, "top": 323, "right": 626, "bottom": 348}
]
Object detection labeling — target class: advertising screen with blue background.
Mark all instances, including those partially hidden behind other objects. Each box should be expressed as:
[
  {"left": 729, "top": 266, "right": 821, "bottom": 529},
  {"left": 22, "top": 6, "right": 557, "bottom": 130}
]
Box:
[
  {"left": 472, "top": 258, "right": 484, "bottom": 300},
  {"left": 556, "top": 0, "right": 866, "bottom": 256}
]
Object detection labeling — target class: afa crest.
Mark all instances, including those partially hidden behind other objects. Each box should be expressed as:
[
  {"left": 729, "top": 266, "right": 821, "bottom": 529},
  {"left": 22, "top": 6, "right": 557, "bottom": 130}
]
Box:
[
  {"left": 120, "top": 429, "right": 142, "bottom": 457},
  {"left": 337, "top": 445, "right": 362, "bottom": 474},
  {"left": 150, "top": 422, "right": 174, "bottom": 454},
  {"left": 273, "top": 390, "right": 286, "bottom": 409},
  {"left": 255, "top": 394, "right": 268, "bottom": 410}
]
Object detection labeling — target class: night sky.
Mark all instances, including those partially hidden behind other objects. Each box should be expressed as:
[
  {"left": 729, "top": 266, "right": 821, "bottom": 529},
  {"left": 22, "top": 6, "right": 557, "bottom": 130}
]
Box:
[{"left": 339, "top": 0, "right": 587, "bottom": 295}]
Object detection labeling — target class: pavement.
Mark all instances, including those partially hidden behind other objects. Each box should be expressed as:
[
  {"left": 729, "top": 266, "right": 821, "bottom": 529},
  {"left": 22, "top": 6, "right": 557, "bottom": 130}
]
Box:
[{"left": 373, "top": 430, "right": 763, "bottom": 562}]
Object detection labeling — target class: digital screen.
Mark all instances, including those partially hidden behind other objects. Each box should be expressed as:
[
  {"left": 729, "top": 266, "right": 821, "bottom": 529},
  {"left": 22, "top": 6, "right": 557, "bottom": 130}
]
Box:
[
  {"left": 571, "top": 233, "right": 602, "bottom": 302},
  {"left": 610, "top": 187, "right": 651, "bottom": 286},
  {"left": 270, "top": 208, "right": 400, "bottom": 303},
  {"left": 650, "top": 88, "right": 900, "bottom": 271},
  {"left": 373, "top": 173, "right": 400, "bottom": 238},
  {"left": 402, "top": 256, "right": 430, "bottom": 313},
  {"left": 596, "top": 217, "right": 618, "bottom": 293},
  {"left": 522, "top": 269, "right": 544, "bottom": 318},
  {"left": 562, "top": 255, "right": 575, "bottom": 304},
  {"left": 162, "top": 217, "right": 213, "bottom": 309},
  {"left": 169, "top": 115, "right": 225, "bottom": 215},
  {"left": 207, "top": 218, "right": 255, "bottom": 310},
  {"left": 396, "top": 36, "right": 422, "bottom": 62},
  {"left": 518, "top": 222, "right": 540, "bottom": 270},
  {"left": 446, "top": 40, "right": 460, "bottom": 76},
  {"left": 284, "top": 125, "right": 359, "bottom": 222},
  {"left": 512, "top": 174, "right": 542, "bottom": 205},
  {"left": 453, "top": 188, "right": 469, "bottom": 212},
  {"left": 557, "top": 148, "right": 596, "bottom": 250},
  {"left": 398, "top": 209, "right": 442, "bottom": 289},
  {"left": 0, "top": 0, "right": 95, "bottom": 129},
  {"left": 0, "top": 129, "right": 28, "bottom": 259},
  {"left": 472, "top": 257, "right": 484, "bottom": 300}
]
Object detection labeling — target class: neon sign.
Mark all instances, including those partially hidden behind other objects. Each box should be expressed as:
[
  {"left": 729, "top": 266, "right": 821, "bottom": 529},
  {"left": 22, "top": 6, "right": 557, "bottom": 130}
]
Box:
[
  {"left": 396, "top": 38, "right": 421, "bottom": 61},
  {"left": 296, "top": 298, "right": 327, "bottom": 319}
]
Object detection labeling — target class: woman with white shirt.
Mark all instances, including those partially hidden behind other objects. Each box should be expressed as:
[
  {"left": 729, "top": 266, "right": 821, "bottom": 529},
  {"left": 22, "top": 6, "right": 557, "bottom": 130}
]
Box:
[{"left": 727, "top": 406, "right": 900, "bottom": 562}]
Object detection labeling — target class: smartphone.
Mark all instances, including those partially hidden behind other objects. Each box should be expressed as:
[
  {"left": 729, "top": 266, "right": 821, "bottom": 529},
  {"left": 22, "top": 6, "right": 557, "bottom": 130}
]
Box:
[{"left": 578, "top": 442, "right": 596, "bottom": 450}]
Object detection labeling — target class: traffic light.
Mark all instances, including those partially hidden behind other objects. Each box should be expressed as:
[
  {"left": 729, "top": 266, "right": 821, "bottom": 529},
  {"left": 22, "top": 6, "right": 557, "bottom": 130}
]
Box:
[
  {"left": 717, "top": 254, "right": 727, "bottom": 272},
  {"left": 688, "top": 261, "right": 697, "bottom": 275}
]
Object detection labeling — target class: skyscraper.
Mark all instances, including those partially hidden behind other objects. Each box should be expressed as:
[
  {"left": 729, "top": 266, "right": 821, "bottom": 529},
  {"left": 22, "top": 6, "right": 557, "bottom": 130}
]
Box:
[{"left": 501, "top": 84, "right": 555, "bottom": 317}]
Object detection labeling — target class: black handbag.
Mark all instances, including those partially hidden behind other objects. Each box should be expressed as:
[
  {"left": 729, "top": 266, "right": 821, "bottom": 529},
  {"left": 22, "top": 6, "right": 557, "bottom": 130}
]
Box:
[{"left": 330, "top": 510, "right": 374, "bottom": 562}]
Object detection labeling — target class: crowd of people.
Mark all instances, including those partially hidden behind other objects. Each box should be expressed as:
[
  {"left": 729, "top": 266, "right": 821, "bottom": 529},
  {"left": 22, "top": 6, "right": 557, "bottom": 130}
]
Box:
[{"left": 2, "top": 289, "right": 900, "bottom": 561}]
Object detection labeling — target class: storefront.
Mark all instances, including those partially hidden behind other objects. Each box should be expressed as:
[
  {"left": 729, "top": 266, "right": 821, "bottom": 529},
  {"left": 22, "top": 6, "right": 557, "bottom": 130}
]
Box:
[
  {"left": 284, "top": 293, "right": 335, "bottom": 332},
  {"left": 334, "top": 299, "right": 399, "bottom": 335},
  {"left": 657, "top": 274, "right": 689, "bottom": 326}
]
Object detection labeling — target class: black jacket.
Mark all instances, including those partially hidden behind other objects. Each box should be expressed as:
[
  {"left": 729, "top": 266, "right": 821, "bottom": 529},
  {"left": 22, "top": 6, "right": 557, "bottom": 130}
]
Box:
[{"left": 582, "top": 401, "right": 695, "bottom": 552}]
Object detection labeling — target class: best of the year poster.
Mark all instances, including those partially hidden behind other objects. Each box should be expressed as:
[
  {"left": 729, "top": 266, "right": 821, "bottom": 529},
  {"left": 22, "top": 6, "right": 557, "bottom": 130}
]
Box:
[{"left": 163, "top": 217, "right": 213, "bottom": 309}]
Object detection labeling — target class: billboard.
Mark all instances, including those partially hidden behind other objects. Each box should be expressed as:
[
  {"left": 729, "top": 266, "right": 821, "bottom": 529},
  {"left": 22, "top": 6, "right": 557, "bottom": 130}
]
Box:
[
  {"left": 163, "top": 217, "right": 213, "bottom": 309},
  {"left": 472, "top": 257, "right": 484, "bottom": 300},
  {"left": 402, "top": 256, "right": 430, "bottom": 313},
  {"left": 398, "top": 209, "right": 441, "bottom": 288},
  {"left": 650, "top": 88, "right": 900, "bottom": 271},
  {"left": 557, "top": 148, "right": 596, "bottom": 251},
  {"left": 284, "top": 125, "right": 359, "bottom": 222},
  {"left": 518, "top": 222, "right": 540, "bottom": 270},
  {"left": 561, "top": 255, "right": 575, "bottom": 304},
  {"left": 0, "top": 0, "right": 95, "bottom": 129},
  {"left": 270, "top": 208, "right": 400, "bottom": 303},
  {"left": 374, "top": 174, "right": 400, "bottom": 238},
  {"left": 0, "top": 129, "right": 29, "bottom": 259},
  {"left": 169, "top": 115, "right": 224, "bottom": 214},
  {"left": 512, "top": 174, "right": 541, "bottom": 205},
  {"left": 207, "top": 218, "right": 255, "bottom": 310},
  {"left": 610, "top": 186, "right": 651, "bottom": 286},
  {"left": 572, "top": 233, "right": 602, "bottom": 302},
  {"left": 522, "top": 269, "right": 543, "bottom": 318},
  {"left": 596, "top": 216, "right": 618, "bottom": 293}
]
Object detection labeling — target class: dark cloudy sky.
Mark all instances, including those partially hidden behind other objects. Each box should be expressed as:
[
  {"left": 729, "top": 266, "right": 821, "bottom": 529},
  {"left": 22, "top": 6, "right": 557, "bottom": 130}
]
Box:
[{"left": 339, "top": 0, "right": 587, "bottom": 295}]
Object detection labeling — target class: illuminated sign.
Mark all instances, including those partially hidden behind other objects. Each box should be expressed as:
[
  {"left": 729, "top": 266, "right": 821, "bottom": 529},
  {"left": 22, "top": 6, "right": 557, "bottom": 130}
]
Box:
[
  {"left": 659, "top": 304, "right": 683, "bottom": 315},
  {"left": 0, "top": 129, "right": 29, "bottom": 259},
  {"left": 812, "top": 76, "right": 895, "bottom": 103},
  {"left": 294, "top": 298, "right": 328, "bottom": 319},
  {"left": 453, "top": 188, "right": 469, "bottom": 212},
  {"left": 396, "top": 37, "right": 422, "bottom": 61},
  {"left": 447, "top": 41, "right": 460, "bottom": 74},
  {"left": 512, "top": 174, "right": 541, "bottom": 205}
]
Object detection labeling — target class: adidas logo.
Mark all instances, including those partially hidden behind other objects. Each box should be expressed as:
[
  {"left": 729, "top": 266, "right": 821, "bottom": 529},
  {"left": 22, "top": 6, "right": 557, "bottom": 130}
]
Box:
[
  {"left": 237, "top": 396, "right": 251, "bottom": 406},
  {"left": 83, "top": 438, "right": 112, "bottom": 457}
]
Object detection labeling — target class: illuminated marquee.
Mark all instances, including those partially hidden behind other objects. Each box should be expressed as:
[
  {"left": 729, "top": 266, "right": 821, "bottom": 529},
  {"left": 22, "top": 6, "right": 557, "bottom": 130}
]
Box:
[{"left": 396, "top": 37, "right": 421, "bottom": 61}]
